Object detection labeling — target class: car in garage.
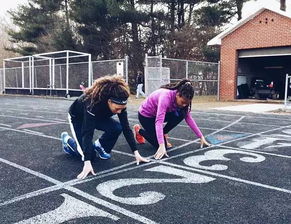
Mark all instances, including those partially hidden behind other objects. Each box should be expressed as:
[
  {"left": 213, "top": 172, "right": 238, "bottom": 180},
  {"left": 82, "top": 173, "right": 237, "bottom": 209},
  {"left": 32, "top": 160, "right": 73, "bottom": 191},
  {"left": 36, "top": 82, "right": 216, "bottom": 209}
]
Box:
[{"left": 250, "top": 78, "right": 277, "bottom": 99}]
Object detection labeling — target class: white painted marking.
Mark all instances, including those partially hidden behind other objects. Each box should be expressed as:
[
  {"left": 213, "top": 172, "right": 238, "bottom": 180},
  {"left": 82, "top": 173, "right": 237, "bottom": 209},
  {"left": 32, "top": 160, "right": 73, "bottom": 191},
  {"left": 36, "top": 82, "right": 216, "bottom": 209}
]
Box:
[
  {"left": 167, "top": 136, "right": 189, "bottom": 142},
  {"left": 17, "top": 123, "right": 58, "bottom": 129},
  {"left": 0, "top": 126, "right": 60, "bottom": 140},
  {"left": 22, "top": 129, "right": 45, "bottom": 136},
  {"left": 191, "top": 111, "right": 291, "bottom": 122},
  {"left": 0, "top": 157, "right": 62, "bottom": 185},
  {"left": 0, "top": 114, "right": 66, "bottom": 123},
  {"left": 0, "top": 107, "right": 64, "bottom": 115},
  {"left": 65, "top": 186, "right": 158, "bottom": 224},
  {"left": 282, "top": 129, "right": 291, "bottom": 135},
  {"left": 0, "top": 123, "right": 11, "bottom": 127},
  {"left": 0, "top": 126, "right": 139, "bottom": 160},
  {"left": 183, "top": 149, "right": 265, "bottom": 171},
  {"left": 221, "top": 145, "right": 291, "bottom": 159},
  {"left": 96, "top": 165, "right": 215, "bottom": 205},
  {"left": 160, "top": 161, "right": 291, "bottom": 194},
  {"left": 238, "top": 130, "right": 291, "bottom": 151},
  {"left": 16, "top": 194, "right": 119, "bottom": 224},
  {"left": 214, "top": 103, "right": 284, "bottom": 113},
  {"left": 0, "top": 157, "right": 157, "bottom": 224},
  {"left": 209, "top": 116, "right": 245, "bottom": 136}
]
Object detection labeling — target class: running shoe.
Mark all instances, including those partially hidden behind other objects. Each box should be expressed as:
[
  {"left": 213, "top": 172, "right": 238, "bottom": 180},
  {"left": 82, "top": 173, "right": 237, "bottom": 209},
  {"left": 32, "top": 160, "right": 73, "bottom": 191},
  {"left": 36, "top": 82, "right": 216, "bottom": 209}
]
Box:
[{"left": 133, "top": 124, "right": 145, "bottom": 144}]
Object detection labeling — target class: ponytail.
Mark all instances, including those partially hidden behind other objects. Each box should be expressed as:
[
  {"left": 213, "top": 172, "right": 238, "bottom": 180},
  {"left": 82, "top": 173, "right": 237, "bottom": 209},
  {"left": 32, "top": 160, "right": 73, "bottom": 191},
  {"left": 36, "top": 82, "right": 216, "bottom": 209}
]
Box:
[
  {"left": 161, "top": 79, "right": 194, "bottom": 100},
  {"left": 161, "top": 79, "right": 194, "bottom": 112}
]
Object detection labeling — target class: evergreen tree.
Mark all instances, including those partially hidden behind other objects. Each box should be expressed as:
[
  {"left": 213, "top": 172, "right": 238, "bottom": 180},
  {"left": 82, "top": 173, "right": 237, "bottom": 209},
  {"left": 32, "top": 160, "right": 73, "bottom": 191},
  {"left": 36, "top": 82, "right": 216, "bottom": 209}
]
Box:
[{"left": 8, "top": 0, "right": 76, "bottom": 55}]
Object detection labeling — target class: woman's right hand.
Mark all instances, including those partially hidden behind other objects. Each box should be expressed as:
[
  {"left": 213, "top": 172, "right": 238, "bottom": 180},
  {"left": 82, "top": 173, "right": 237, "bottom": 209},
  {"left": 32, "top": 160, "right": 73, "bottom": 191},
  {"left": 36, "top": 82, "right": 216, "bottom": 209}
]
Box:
[
  {"left": 154, "top": 143, "right": 169, "bottom": 160},
  {"left": 77, "top": 160, "right": 96, "bottom": 179}
]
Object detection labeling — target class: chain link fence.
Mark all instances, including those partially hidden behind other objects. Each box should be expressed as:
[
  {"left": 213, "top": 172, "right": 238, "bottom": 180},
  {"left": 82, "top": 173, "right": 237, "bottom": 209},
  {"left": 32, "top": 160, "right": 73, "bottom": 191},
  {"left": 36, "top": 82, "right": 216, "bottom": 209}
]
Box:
[
  {"left": 2, "top": 53, "right": 218, "bottom": 98},
  {"left": 144, "top": 55, "right": 219, "bottom": 98}
]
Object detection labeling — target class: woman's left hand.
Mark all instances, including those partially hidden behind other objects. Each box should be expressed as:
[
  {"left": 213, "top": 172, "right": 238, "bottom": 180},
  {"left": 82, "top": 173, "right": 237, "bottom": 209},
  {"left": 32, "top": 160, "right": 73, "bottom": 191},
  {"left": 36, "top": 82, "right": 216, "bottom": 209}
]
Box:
[
  {"left": 200, "top": 136, "right": 211, "bottom": 148},
  {"left": 134, "top": 150, "right": 150, "bottom": 165}
]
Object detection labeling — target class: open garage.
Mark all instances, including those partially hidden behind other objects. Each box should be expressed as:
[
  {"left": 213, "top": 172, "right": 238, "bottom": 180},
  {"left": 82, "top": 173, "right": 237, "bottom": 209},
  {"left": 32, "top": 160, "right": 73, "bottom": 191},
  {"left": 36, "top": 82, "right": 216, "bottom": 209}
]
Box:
[
  {"left": 208, "top": 6, "right": 291, "bottom": 101},
  {"left": 237, "top": 47, "right": 291, "bottom": 99}
]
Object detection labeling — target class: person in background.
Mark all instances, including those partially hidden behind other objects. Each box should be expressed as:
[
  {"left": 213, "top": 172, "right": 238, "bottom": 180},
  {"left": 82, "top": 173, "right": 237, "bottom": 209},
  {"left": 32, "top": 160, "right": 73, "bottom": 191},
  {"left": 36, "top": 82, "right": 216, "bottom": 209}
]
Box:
[
  {"left": 136, "top": 71, "right": 146, "bottom": 99},
  {"left": 133, "top": 79, "right": 210, "bottom": 159},
  {"left": 61, "top": 75, "right": 149, "bottom": 179}
]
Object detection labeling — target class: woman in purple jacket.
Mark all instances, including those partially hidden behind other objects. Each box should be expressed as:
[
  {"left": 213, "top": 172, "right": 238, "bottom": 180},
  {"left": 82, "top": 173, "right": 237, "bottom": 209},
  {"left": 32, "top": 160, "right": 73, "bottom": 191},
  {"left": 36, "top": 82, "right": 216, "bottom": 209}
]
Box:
[{"left": 133, "top": 79, "right": 210, "bottom": 159}]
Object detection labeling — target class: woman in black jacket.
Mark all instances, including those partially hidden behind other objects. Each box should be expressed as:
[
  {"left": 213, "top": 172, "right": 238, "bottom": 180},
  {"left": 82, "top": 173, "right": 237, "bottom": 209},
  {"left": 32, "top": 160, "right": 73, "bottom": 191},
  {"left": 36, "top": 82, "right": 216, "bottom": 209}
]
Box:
[{"left": 61, "top": 75, "right": 149, "bottom": 179}]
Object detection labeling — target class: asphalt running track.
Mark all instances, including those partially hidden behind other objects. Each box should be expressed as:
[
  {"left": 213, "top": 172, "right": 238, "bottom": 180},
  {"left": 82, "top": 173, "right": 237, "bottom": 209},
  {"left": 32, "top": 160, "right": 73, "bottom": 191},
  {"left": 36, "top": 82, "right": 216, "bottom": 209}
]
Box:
[{"left": 0, "top": 95, "right": 290, "bottom": 224}]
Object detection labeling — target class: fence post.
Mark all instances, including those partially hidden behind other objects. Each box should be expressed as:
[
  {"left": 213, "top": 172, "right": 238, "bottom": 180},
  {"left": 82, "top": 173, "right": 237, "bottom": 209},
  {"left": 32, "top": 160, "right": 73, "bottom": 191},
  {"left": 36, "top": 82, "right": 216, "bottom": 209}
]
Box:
[
  {"left": 49, "top": 59, "right": 52, "bottom": 90},
  {"left": 186, "top": 60, "right": 188, "bottom": 79},
  {"left": 217, "top": 61, "right": 221, "bottom": 101},
  {"left": 21, "top": 62, "right": 24, "bottom": 88},
  {"left": 159, "top": 54, "right": 162, "bottom": 86},
  {"left": 29, "top": 57, "right": 31, "bottom": 93},
  {"left": 88, "top": 54, "right": 92, "bottom": 87},
  {"left": 66, "top": 51, "right": 69, "bottom": 96},
  {"left": 284, "top": 73, "right": 289, "bottom": 107},
  {"left": 125, "top": 55, "right": 129, "bottom": 84},
  {"left": 52, "top": 59, "right": 55, "bottom": 89},
  {"left": 31, "top": 57, "right": 34, "bottom": 95},
  {"left": 3, "top": 60, "right": 6, "bottom": 93},
  {"left": 144, "top": 54, "right": 148, "bottom": 95}
]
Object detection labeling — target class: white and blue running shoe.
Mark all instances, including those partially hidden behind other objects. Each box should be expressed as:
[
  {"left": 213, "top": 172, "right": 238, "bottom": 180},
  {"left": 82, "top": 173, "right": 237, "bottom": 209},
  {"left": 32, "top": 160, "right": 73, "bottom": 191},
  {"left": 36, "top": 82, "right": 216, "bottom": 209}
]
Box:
[
  {"left": 61, "top": 132, "right": 78, "bottom": 156},
  {"left": 93, "top": 140, "right": 111, "bottom": 160}
]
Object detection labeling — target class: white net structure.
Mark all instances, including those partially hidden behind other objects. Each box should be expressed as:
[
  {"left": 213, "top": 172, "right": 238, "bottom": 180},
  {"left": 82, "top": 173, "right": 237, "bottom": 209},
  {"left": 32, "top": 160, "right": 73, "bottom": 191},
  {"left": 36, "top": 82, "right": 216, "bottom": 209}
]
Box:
[
  {"left": 2, "top": 51, "right": 129, "bottom": 97},
  {"left": 3, "top": 50, "right": 91, "bottom": 96}
]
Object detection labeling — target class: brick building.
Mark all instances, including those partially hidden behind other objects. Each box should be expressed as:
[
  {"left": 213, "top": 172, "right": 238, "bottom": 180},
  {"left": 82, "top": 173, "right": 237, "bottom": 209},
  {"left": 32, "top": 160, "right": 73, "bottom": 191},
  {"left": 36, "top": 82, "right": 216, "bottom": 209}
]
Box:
[{"left": 208, "top": 6, "right": 291, "bottom": 100}]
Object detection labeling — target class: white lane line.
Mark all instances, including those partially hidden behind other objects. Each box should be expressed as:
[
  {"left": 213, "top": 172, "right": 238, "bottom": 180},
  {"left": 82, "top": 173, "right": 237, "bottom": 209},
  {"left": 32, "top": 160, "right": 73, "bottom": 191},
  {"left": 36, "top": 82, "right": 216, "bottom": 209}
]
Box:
[
  {"left": 0, "top": 115, "right": 66, "bottom": 123},
  {"left": 0, "top": 158, "right": 61, "bottom": 185},
  {"left": 0, "top": 161, "right": 138, "bottom": 207},
  {"left": 205, "top": 116, "right": 245, "bottom": 136},
  {"left": 0, "top": 108, "right": 64, "bottom": 114},
  {"left": 160, "top": 161, "right": 291, "bottom": 194},
  {"left": 0, "top": 113, "right": 260, "bottom": 136},
  {"left": 0, "top": 126, "right": 60, "bottom": 140},
  {"left": 0, "top": 126, "right": 141, "bottom": 159},
  {"left": 65, "top": 186, "right": 157, "bottom": 224},
  {"left": 128, "top": 117, "right": 255, "bottom": 135},
  {"left": 22, "top": 129, "right": 44, "bottom": 135},
  {"left": 51, "top": 118, "right": 66, "bottom": 122},
  {"left": 0, "top": 123, "right": 11, "bottom": 127},
  {"left": 167, "top": 136, "right": 190, "bottom": 142},
  {"left": 0, "top": 185, "right": 64, "bottom": 207},
  {"left": 165, "top": 123, "right": 291, "bottom": 161},
  {"left": 221, "top": 145, "right": 291, "bottom": 159},
  {"left": 0, "top": 157, "right": 156, "bottom": 224},
  {"left": 191, "top": 111, "right": 291, "bottom": 121}
]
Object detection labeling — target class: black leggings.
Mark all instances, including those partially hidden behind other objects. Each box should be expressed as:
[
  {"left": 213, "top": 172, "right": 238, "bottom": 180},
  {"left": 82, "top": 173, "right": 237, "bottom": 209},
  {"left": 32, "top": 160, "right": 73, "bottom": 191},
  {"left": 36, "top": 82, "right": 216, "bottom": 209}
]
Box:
[{"left": 138, "top": 111, "right": 185, "bottom": 149}]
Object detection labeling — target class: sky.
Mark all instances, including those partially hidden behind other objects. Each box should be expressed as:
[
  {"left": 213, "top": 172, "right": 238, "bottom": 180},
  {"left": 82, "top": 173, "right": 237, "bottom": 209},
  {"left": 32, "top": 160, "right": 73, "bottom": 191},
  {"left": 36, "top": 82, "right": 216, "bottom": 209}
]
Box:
[
  {"left": 0, "top": 0, "right": 27, "bottom": 17},
  {"left": 0, "top": 0, "right": 289, "bottom": 19}
]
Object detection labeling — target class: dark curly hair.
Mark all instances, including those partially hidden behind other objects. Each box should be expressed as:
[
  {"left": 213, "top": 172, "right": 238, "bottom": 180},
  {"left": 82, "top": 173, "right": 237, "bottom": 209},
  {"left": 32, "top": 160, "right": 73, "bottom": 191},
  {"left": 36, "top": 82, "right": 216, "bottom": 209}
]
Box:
[{"left": 84, "top": 75, "right": 129, "bottom": 107}]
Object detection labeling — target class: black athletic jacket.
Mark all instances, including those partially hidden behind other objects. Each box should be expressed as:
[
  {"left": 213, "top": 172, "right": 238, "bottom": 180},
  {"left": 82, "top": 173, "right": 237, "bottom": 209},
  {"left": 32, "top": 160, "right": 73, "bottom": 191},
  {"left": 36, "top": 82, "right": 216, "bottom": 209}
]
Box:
[{"left": 69, "top": 94, "right": 137, "bottom": 161}]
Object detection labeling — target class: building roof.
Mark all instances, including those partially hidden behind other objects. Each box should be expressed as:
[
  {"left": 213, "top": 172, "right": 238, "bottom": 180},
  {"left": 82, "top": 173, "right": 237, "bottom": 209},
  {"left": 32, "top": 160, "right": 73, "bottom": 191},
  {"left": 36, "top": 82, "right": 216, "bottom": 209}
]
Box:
[{"left": 207, "top": 6, "right": 291, "bottom": 46}]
